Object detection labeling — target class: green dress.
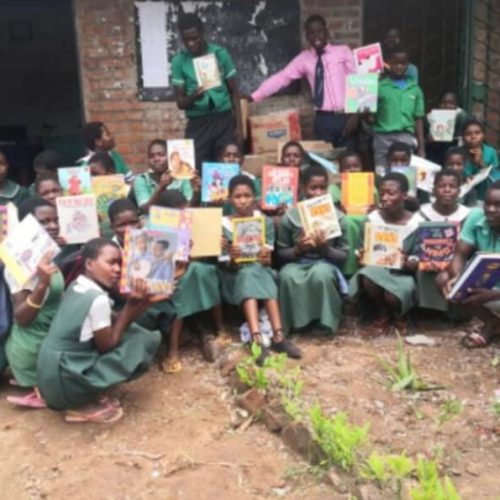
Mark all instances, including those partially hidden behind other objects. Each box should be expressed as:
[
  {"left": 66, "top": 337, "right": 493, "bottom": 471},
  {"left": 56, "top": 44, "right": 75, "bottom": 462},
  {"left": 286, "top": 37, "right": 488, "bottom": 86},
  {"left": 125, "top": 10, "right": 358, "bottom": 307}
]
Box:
[
  {"left": 0, "top": 180, "right": 29, "bottom": 207},
  {"left": 349, "top": 211, "right": 424, "bottom": 316},
  {"left": 37, "top": 280, "right": 161, "bottom": 410},
  {"left": 6, "top": 272, "right": 64, "bottom": 387},
  {"left": 218, "top": 214, "right": 278, "bottom": 306},
  {"left": 277, "top": 207, "right": 349, "bottom": 335}
]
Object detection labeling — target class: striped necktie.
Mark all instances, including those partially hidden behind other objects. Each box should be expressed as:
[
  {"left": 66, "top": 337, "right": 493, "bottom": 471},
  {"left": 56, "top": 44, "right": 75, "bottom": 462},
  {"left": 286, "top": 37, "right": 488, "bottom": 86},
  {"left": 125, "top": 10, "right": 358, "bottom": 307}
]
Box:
[{"left": 314, "top": 48, "right": 325, "bottom": 109}]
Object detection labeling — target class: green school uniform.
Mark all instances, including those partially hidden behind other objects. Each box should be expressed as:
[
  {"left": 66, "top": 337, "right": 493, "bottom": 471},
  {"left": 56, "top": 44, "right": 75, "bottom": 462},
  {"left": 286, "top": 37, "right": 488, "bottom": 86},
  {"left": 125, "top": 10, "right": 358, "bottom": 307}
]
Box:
[
  {"left": 460, "top": 207, "right": 500, "bottom": 252},
  {"left": 277, "top": 207, "right": 349, "bottom": 335},
  {"left": 133, "top": 172, "right": 193, "bottom": 209},
  {"left": 218, "top": 214, "right": 277, "bottom": 306},
  {"left": 0, "top": 180, "right": 29, "bottom": 208},
  {"left": 463, "top": 144, "right": 500, "bottom": 201},
  {"left": 37, "top": 278, "right": 161, "bottom": 410},
  {"left": 5, "top": 272, "right": 64, "bottom": 387},
  {"left": 78, "top": 150, "right": 130, "bottom": 176},
  {"left": 223, "top": 172, "right": 262, "bottom": 216},
  {"left": 349, "top": 211, "right": 424, "bottom": 315}
]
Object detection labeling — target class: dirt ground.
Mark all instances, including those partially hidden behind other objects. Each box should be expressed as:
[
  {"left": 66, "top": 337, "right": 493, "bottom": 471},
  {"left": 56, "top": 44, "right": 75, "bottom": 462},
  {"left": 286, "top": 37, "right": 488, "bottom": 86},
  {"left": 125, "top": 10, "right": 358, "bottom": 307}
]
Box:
[{"left": 0, "top": 315, "right": 499, "bottom": 500}]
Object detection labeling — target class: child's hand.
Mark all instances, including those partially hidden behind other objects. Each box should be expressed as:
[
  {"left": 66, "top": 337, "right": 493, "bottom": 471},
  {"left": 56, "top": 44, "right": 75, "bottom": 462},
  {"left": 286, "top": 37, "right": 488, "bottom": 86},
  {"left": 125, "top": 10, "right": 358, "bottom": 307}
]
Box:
[
  {"left": 469, "top": 147, "right": 482, "bottom": 165},
  {"left": 402, "top": 252, "right": 418, "bottom": 272},
  {"left": 190, "top": 171, "right": 201, "bottom": 193},
  {"left": 210, "top": 198, "right": 225, "bottom": 207},
  {"left": 229, "top": 244, "right": 241, "bottom": 263},
  {"left": 36, "top": 251, "right": 58, "bottom": 286},
  {"left": 275, "top": 203, "right": 288, "bottom": 217},
  {"left": 54, "top": 236, "right": 67, "bottom": 247},
  {"left": 258, "top": 247, "right": 272, "bottom": 266},
  {"left": 159, "top": 170, "right": 173, "bottom": 189},
  {"left": 313, "top": 229, "right": 328, "bottom": 248},
  {"left": 295, "top": 232, "right": 315, "bottom": 256},
  {"left": 193, "top": 86, "right": 205, "bottom": 100},
  {"left": 221, "top": 236, "right": 230, "bottom": 252},
  {"left": 355, "top": 248, "right": 365, "bottom": 266}
]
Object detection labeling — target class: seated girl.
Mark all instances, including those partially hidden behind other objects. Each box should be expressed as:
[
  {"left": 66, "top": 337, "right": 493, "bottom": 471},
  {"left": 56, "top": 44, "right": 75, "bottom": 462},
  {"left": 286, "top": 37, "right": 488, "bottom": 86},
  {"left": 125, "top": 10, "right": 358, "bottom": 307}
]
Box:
[
  {"left": 36, "top": 238, "right": 165, "bottom": 424},
  {"left": 349, "top": 172, "right": 424, "bottom": 336},
  {"left": 88, "top": 152, "right": 116, "bottom": 176},
  {"left": 277, "top": 164, "right": 349, "bottom": 335},
  {"left": 34, "top": 173, "right": 63, "bottom": 206},
  {"left": 29, "top": 150, "right": 62, "bottom": 195},
  {"left": 5, "top": 198, "right": 64, "bottom": 408},
  {"left": 0, "top": 150, "right": 29, "bottom": 207},
  {"left": 219, "top": 175, "right": 301, "bottom": 359},
  {"left": 280, "top": 141, "right": 306, "bottom": 169}
]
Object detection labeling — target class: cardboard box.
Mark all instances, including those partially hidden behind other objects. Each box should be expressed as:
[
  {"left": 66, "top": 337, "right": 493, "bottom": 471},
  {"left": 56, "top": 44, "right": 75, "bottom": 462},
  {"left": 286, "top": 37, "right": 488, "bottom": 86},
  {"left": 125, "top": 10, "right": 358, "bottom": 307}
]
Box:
[
  {"left": 249, "top": 110, "right": 301, "bottom": 155},
  {"left": 276, "top": 140, "right": 334, "bottom": 162},
  {"left": 243, "top": 153, "right": 277, "bottom": 178}
]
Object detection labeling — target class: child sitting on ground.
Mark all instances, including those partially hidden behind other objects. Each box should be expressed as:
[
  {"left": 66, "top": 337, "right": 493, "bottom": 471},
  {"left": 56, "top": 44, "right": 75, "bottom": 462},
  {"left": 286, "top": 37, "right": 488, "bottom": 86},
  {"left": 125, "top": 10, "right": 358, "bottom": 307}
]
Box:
[{"left": 280, "top": 141, "right": 306, "bottom": 169}]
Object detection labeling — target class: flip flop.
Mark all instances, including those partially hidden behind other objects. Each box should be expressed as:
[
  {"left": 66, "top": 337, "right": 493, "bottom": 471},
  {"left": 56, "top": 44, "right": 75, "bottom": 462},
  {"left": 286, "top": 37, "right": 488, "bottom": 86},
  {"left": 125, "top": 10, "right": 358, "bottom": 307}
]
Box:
[
  {"left": 9, "top": 378, "right": 19, "bottom": 387},
  {"left": 64, "top": 404, "right": 124, "bottom": 424},
  {"left": 7, "top": 390, "right": 46, "bottom": 409},
  {"left": 98, "top": 395, "right": 121, "bottom": 408},
  {"left": 165, "top": 359, "right": 182, "bottom": 374},
  {"left": 461, "top": 331, "right": 488, "bottom": 348}
]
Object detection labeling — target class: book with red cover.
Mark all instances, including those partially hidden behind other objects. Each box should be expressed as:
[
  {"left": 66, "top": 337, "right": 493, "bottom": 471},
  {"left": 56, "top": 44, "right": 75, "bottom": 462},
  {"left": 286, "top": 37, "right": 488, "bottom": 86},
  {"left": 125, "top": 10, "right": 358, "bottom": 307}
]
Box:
[{"left": 261, "top": 166, "right": 299, "bottom": 210}]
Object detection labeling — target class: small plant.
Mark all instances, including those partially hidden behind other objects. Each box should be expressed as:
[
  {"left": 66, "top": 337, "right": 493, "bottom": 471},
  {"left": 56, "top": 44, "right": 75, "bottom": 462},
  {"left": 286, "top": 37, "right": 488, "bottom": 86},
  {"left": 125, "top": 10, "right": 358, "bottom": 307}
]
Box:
[
  {"left": 491, "top": 389, "right": 500, "bottom": 417},
  {"left": 436, "top": 399, "right": 463, "bottom": 426},
  {"left": 361, "top": 452, "right": 391, "bottom": 486},
  {"left": 409, "top": 458, "right": 461, "bottom": 500},
  {"left": 278, "top": 366, "right": 304, "bottom": 420},
  {"left": 236, "top": 343, "right": 270, "bottom": 390},
  {"left": 309, "top": 403, "right": 369, "bottom": 471}
]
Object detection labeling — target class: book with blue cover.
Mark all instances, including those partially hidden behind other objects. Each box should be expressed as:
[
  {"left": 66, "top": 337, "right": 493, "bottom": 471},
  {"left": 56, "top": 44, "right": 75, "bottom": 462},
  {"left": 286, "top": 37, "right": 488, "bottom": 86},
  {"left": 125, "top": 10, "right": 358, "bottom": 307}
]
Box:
[
  {"left": 201, "top": 162, "right": 240, "bottom": 203},
  {"left": 58, "top": 166, "right": 92, "bottom": 196},
  {"left": 417, "top": 222, "right": 458, "bottom": 271}
]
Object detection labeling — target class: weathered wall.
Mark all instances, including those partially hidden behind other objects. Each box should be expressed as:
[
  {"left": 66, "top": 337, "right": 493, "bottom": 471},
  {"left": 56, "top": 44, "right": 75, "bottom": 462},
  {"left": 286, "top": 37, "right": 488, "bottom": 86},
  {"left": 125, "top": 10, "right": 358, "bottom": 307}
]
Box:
[{"left": 74, "top": 0, "right": 362, "bottom": 171}]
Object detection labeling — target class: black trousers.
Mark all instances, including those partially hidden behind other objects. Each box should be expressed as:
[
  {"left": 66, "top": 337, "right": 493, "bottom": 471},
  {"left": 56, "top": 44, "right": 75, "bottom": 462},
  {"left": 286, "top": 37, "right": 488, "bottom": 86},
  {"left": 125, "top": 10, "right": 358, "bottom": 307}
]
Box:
[
  {"left": 185, "top": 111, "right": 236, "bottom": 171},
  {"left": 314, "top": 112, "right": 357, "bottom": 150}
]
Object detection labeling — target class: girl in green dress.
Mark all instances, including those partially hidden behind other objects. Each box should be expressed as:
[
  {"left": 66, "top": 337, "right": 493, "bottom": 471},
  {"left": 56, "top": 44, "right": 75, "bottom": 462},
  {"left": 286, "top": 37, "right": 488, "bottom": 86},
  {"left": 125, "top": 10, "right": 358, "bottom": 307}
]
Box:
[
  {"left": 277, "top": 164, "right": 349, "bottom": 335},
  {"left": 280, "top": 141, "right": 306, "bottom": 169},
  {"left": 219, "top": 175, "right": 301, "bottom": 360},
  {"left": 34, "top": 172, "right": 63, "bottom": 206},
  {"left": 5, "top": 198, "right": 64, "bottom": 408},
  {"left": 349, "top": 172, "right": 424, "bottom": 336},
  {"left": 37, "top": 238, "right": 165, "bottom": 424},
  {"left": 0, "top": 150, "right": 29, "bottom": 207}
]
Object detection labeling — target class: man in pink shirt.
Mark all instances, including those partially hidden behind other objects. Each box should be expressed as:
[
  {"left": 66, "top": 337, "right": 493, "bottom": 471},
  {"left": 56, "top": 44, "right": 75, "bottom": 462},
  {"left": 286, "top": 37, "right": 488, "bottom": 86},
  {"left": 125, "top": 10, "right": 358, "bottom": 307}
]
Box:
[{"left": 249, "top": 15, "right": 358, "bottom": 149}]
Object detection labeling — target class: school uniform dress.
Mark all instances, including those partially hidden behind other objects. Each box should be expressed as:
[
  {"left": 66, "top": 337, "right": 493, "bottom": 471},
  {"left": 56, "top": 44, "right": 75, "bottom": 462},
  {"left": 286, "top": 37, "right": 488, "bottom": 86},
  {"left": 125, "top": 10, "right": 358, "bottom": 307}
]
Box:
[
  {"left": 0, "top": 180, "right": 29, "bottom": 207},
  {"left": 277, "top": 207, "right": 349, "bottom": 334},
  {"left": 463, "top": 144, "right": 500, "bottom": 202},
  {"left": 171, "top": 43, "right": 238, "bottom": 169},
  {"left": 36, "top": 275, "right": 161, "bottom": 410},
  {"left": 218, "top": 214, "right": 277, "bottom": 306},
  {"left": 349, "top": 211, "right": 424, "bottom": 315},
  {"left": 4, "top": 272, "right": 64, "bottom": 387}
]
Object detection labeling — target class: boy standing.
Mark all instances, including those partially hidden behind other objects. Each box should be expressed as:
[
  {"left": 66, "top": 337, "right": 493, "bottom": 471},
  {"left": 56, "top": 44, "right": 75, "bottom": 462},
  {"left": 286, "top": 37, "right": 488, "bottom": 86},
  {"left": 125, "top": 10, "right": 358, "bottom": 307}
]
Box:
[{"left": 171, "top": 14, "right": 242, "bottom": 170}]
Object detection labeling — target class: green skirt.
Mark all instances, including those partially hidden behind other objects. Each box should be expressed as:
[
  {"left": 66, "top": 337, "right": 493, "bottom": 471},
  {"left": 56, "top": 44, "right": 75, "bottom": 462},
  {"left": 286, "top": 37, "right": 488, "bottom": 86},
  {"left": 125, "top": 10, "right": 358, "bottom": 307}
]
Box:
[
  {"left": 136, "top": 301, "right": 174, "bottom": 334},
  {"left": 341, "top": 215, "right": 365, "bottom": 277},
  {"left": 417, "top": 271, "right": 448, "bottom": 312},
  {"left": 349, "top": 266, "right": 416, "bottom": 316},
  {"left": 279, "top": 261, "right": 342, "bottom": 334},
  {"left": 219, "top": 263, "right": 278, "bottom": 306}
]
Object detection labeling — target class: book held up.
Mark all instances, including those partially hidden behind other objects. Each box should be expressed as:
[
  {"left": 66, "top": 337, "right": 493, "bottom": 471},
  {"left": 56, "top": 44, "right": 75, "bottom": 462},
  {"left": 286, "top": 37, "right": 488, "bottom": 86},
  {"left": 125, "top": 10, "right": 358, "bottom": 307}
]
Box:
[
  {"left": 193, "top": 53, "right": 222, "bottom": 90},
  {"left": 416, "top": 222, "right": 458, "bottom": 272},
  {"left": 261, "top": 166, "right": 299, "bottom": 210},
  {"left": 232, "top": 216, "right": 265, "bottom": 263},
  {"left": 362, "top": 222, "right": 405, "bottom": 269},
  {"left": 344, "top": 74, "right": 378, "bottom": 113},
  {"left": 298, "top": 194, "right": 342, "bottom": 240},
  {"left": 58, "top": 166, "right": 92, "bottom": 196},
  {"left": 201, "top": 162, "right": 240, "bottom": 203},
  {"left": 340, "top": 172, "right": 375, "bottom": 215},
  {"left": 91, "top": 174, "right": 128, "bottom": 221},
  {"left": 167, "top": 139, "right": 196, "bottom": 180},
  {"left": 56, "top": 194, "right": 100, "bottom": 244},
  {"left": 353, "top": 43, "right": 384, "bottom": 74}
]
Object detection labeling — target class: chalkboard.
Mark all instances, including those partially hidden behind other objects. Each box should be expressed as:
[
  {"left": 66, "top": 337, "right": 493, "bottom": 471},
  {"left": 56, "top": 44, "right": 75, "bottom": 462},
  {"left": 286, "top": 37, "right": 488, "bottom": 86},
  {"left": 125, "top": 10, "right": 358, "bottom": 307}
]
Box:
[{"left": 134, "top": 0, "right": 301, "bottom": 101}]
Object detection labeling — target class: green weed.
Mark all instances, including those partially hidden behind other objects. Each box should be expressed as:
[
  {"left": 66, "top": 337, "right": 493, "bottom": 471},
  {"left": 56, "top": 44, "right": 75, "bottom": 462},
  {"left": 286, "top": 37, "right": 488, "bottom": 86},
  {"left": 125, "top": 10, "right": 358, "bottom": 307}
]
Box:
[
  {"left": 409, "top": 458, "right": 461, "bottom": 500},
  {"left": 360, "top": 452, "right": 391, "bottom": 485},
  {"left": 436, "top": 399, "right": 463, "bottom": 426}
]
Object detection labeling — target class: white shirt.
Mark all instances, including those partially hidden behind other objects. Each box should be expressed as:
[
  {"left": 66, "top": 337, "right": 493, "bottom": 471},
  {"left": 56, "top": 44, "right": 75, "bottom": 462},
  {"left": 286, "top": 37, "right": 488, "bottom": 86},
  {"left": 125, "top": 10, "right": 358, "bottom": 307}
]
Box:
[{"left": 419, "top": 203, "right": 470, "bottom": 224}]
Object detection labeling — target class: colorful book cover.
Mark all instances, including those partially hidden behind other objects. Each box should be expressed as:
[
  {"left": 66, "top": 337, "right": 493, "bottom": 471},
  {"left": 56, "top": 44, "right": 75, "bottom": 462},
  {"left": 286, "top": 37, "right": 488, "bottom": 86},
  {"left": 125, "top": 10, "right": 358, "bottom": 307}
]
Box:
[
  {"left": 417, "top": 222, "right": 458, "bottom": 271},
  {"left": 120, "top": 227, "right": 178, "bottom": 295},
  {"left": 58, "top": 166, "right": 92, "bottom": 196},
  {"left": 261, "top": 165, "right": 299, "bottom": 210},
  {"left": 0, "top": 203, "right": 17, "bottom": 242},
  {"left": 91, "top": 174, "right": 128, "bottom": 221},
  {"left": 448, "top": 253, "right": 500, "bottom": 301},
  {"left": 188, "top": 207, "right": 223, "bottom": 258},
  {"left": 344, "top": 74, "right": 378, "bottom": 113},
  {"left": 428, "top": 109, "right": 456, "bottom": 142},
  {"left": 411, "top": 156, "right": 442, "bottom": 193},
  {"left": 391, "top": 166, "right": 417, "bottom": 197},
  {"left": 56, "top": 194, "right": 100, "bottom": 244},
  {"left": 232, "top": 216, "right": 265, "bottom": 263},
  {"left": 167, "top": 139, "right": 196, "bottom": 180},
  {"left": 193, "top": 53, "right": 222, "bottom": 90},
  {"left": 298, "top": 194, "right": 342, "bottom": 240},
  {"left": 340, "top": 172, "right": 375, "bottom": 215},
  {"left": 363, "top": 222, "right": 405, "bottom": 269},
  {"left": 201, "top": 162, "right": 240, "bottom": 203},
  {"left": 0, "top": 214, "right": 60, "bottom": 288},
  {"left": 353, "top": 43, "right": 384, "bottom": 74}
]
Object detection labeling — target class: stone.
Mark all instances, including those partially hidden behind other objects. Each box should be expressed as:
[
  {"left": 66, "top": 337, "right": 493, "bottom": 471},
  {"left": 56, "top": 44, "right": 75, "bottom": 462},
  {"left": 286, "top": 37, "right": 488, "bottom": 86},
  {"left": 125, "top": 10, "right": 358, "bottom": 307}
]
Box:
[
  {"left": 228, "top": 371, "right": 250, "bottom": 394},
  {"left": 405, "top": 334, "right": 437, "bottom": 347},
  {"left": 261, "top": 403, "right": 291, "bottom": 433},
  {"left": 216, "top": 348, "right": 246, "bottom": 376},
  {"left": 281, "top": 421, "right": 326, "bottom": 465},
  {"left": 325, "top": 469, "right": 348, "bottom": 494},
  {"left": 236, "top": 388, "right": 267, "bottom": 416},
  {"left": 359, "top": 484, "right": 383, "bottom": 500}
]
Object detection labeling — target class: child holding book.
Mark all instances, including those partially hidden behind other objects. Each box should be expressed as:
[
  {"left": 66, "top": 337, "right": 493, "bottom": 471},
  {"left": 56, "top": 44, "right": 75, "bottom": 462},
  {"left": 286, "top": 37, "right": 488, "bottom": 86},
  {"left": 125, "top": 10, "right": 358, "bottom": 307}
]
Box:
[
  {"left": 349, "top": 172, "right": 424, "bottom": 336},
  {"left": 437, "top": 181, "right": 500, "bottom": 347},
  {"left": 277, "top": 164, "right": 349, "bottom": 335},
  {"left": 5, "top": 198, "right": 64, "bottom": 408},
  {"left": 219, "top": 175, "right": 301, "bottom": 359},
  {"left": 37, "top": 238, "right": 164, "bottom": 423},
  {"left": 88, "top": 152, "right": 116, "bottom": 177},
  {"left": 34, "top": 173, "right": 63, "bottom": 206},
  {"left": 0, "top": 151, "right": 29, "bottom": 207},
  {"left": 133, "top": 139, "right": 198, "bottom": 214},
  {"left": 280, "top": 141, "right": 306, "bottom": 168}
]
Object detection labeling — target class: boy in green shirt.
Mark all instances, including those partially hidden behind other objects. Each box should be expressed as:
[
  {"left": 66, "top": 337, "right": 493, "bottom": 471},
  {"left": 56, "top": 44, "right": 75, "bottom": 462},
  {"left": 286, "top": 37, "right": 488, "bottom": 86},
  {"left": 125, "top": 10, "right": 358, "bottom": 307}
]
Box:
[{"left": 171, "top": 14, "right": 242, "bottom": 170}]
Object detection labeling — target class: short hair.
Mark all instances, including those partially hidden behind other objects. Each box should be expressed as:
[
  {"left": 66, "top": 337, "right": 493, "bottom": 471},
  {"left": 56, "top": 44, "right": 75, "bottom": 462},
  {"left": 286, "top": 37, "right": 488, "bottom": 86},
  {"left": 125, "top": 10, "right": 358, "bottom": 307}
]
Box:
[
  {"left": 462, "top": 118, "right": 484, "bottom": 134},
  {"left": 34, "top": 172, "right": 61, "bottom": 193},
  {"left": 155, "top": 240, "right": 170, "bottom": 250},
  {"left": 387, "top": 141, "right": 412, "bottom": 159},
  {"left": 228, "top": 174, "right": 256, "bottom": 195},
  {"left": 178, "top": 13, "right": 203, "bottom": 33},
  {"left": 82, "top": 121, "right": 105, "bottom": 151},
  {"left": 300, "top": 163, "right": 328, "bottom": 185},
  {"left": 156, "top": 189, "right": 188, "bottom": 208},
  {"left": 440, "top": 91, "right": 457, "bottom": 101},
  {"left": 445, "top": 146, "right": 467, "bottom": 162},
  {"left": 281, "top": 141, "right": 306, "bottom": 158},
  {"left": 33, "top": 150, "right": 62, "bottom": 172},
  {"left": 18, "top": 196, "right": 53, "bottom": 220},
  {"left": 148, "top": 138, "right": 166, "bottom": 154},
  {"left": 338, "top": 150, "right": 361, "bottom": 164},
  {"left": 434, "top": 168, "right": 461, "bottom": 186},
  {"left": 108, "top": 198, "right": 138, "bottom": 223},
  {"left": 304, "top": 15, "right": 327, "bottom": 30},
  {"left": 380, "top": 172, "right": 409, "bottom": 193},
  {"left": 221, "top": 142, "right": 242, "bottom": 155},
  {"left": 387, "top": 44, "right": 410, "bottom": 59},
  {"left": 82, "top": 238, "right": 120, "bottom": 261},
  {"left": 89, "top": 152, "right": 115, "bottom": 173}
]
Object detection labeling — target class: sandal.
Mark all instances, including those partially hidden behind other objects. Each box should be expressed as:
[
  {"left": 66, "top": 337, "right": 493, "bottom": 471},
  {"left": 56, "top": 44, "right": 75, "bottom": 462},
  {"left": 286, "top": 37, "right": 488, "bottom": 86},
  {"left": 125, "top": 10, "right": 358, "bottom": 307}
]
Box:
[
  {"left": 64, "top": 403, "right": 124, "bottom": 424},
  {"left": 215, "top": 328, "right": 233, "bottom": 346},
  {"left": 165, "top": 358, "right": 182, "bottom": 373},
  {"left": 461, "top": 331, "right": 489, "bottom": 348},
  {"left": 271, "top": 339, "right": 302, "bottom": 359},
  {"left": 7, "top": 389, "right": 46, "bottom": 409}
]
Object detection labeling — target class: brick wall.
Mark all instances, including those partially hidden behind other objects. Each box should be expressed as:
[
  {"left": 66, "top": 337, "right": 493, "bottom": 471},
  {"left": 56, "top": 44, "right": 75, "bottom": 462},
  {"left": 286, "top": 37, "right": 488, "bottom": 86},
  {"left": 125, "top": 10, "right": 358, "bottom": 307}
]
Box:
[{"left": 74, "top": 0, "right": 362, "bottom": 171}]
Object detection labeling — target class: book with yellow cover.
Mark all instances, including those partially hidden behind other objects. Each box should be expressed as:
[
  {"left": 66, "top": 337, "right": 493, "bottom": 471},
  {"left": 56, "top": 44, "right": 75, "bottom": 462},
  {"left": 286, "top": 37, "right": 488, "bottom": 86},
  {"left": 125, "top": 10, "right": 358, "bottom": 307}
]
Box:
[
  {"left": 188, "top": 207, "right": 222, "bottom": 258},
  {"left": 232, "top": 216, "right": 265, "bottom": 263},
  {"left": 340, "top": 172, "right": 375, "bottom": 215},
  {"left": 193, "top": 53, "right": 222, "bottom": 90},
  {"left": 298, "top": 194, "right": 341, "bottom": 240},
  {"left": 91, "top": 174, "right": 128, "bottom": 221},
  {"left": 362, "top": 222, "right": 405, "bottom": 269}
]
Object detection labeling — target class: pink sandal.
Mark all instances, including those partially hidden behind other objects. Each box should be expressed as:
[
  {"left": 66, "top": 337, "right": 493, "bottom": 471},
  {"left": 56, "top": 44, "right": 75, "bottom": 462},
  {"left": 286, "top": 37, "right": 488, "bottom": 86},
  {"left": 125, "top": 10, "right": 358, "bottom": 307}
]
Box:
[
  {"left": 7, "top": 390, "right": 46, "bottom": 409},
  {"left": 64, "top": 403, "right": 123, "bottom": 424}
]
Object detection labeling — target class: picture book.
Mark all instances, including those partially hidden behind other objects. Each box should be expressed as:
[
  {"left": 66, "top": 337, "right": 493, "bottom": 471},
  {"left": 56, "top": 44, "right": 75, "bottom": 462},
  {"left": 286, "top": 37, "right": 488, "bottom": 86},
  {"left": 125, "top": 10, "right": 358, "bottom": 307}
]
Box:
[
  {"left": 149, "top": 206, "right": 193, "bottom": 262},
  {"left": 459, "top": 166, "right": 493, "bottom": 198},
  {"left": 188, "top": 207, "right": 223, "bottom": 258},
  {"left": 58, "top": 166, "right": 92, "bottom": 196},
  {"left": 167, "top": 139, "right": 196, "bottom": 180},
  {"left": 0, "top": 203, "right": 18, "bottom": 242},
  {"left": 411, "top": 156, "right": 442, "bottom": 193},
  {"left": 362, "top": 222, "right": 405, "bottom": 270},
  {"left": 298, "top": 194, "right": 342, "bottom": 240},
  {"left": 261, "top": 166, "right": 299, "bottom": 210},
  {"left": 416, "top": 222, "right": 458, "bottom": 272},
  {"left": 193, "top": 53, "right": 222, "bottom": 90},
  {"left": 120, "top": 227, "right": 178, "bottom": 295},
  {"left": 232, "top": 216, "right": 265, "bottom": 263},
  {"left": 391, "top": 166, "right": 417, "bottom": 196},
  {"left": 344, "top": 74, "right": 378, "bottom": 113},
  {"left": 428, "top": 109, "right": 457, "bottom": 142},
  {"left": 0, "top": 213, "right": 60, "bottom": 289},
  {"left": 56, "top": 194, "right": 100, "bottom": 244},
  {"left": 340, "top": 172, "right": 375, "bottom": 215},
  {"left": 448, "top": 253, "right": 500, "bottom": 301},
  {"left": 91, "top": 174, "right": 128, "bottom": 221},
  {"left": 353, "top": 43, "right": 384, "bottom": 74},
  {"left": 201, "top": 162, "right": 240, "bottom": 203}
]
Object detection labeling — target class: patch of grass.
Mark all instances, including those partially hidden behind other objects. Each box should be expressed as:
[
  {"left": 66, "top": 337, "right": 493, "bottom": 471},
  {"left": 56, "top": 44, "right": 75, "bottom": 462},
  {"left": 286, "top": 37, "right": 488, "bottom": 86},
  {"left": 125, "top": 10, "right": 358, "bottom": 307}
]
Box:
[
  {"left": 492, "top": 390, "right": 500, "bottom": 417},
  {"left": 361, "top": 452, "right": 391, "bottom": 486},
  {"left": 409, "top": 458, "right": 461, "bottom": 500},
  {"left": 436, "top": 399, "right": 463, "bottom": 426}
]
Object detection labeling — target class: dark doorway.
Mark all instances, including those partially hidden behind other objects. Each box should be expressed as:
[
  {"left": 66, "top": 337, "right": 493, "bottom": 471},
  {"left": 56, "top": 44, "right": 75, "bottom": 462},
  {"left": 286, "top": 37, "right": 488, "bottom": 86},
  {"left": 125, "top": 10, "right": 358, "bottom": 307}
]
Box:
[{"left": 0, "top": 0, "right": 84, "bottom": 185}]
